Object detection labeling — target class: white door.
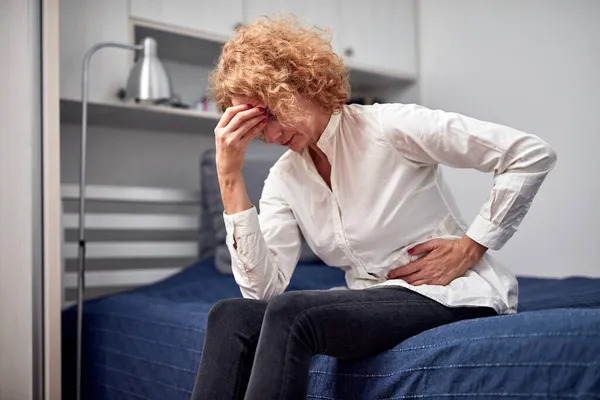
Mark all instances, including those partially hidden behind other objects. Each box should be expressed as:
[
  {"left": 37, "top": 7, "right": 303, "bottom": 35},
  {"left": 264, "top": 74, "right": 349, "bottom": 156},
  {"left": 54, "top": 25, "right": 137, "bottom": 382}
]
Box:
[
  {"left": 244, "top": 0, "right": 344, "bottom": 55},
  {"left": 340, "top": 0, "right": 417, "bottom": 75},
  {"left": 1, "top": 0, "right": 61, "bottom": 398},
  {"left": 130, "top": 0, "right": 244, "bottom": 38}
]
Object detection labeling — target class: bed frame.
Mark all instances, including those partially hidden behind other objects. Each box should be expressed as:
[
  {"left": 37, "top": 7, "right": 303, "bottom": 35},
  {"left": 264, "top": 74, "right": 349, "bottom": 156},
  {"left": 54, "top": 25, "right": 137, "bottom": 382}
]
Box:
[{"left": 61, "top": 183, "right": 202, "bottom": 307}]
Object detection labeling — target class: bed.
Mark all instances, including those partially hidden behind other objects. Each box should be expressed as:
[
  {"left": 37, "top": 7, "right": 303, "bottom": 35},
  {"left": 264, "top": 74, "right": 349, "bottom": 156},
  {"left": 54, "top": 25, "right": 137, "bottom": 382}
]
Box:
[
  {"left": 61, "top": 148, "right": 600, "bottom": 399},
  {"left": 62, "top": 259, "right": 600, "bottom": 399}
]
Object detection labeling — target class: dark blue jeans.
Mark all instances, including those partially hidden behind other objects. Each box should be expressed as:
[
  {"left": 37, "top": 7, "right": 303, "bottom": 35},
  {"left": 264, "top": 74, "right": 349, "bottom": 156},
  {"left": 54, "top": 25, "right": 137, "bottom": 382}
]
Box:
[{"left": 191, "top": 286, "right": 495, "bottom": 400}]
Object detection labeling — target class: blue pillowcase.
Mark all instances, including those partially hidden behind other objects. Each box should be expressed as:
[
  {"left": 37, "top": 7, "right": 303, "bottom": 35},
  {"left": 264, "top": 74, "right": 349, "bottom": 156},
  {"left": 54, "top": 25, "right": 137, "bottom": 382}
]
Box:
[{"left": 199, "top": 147, "right": 320, "bottom": 275}]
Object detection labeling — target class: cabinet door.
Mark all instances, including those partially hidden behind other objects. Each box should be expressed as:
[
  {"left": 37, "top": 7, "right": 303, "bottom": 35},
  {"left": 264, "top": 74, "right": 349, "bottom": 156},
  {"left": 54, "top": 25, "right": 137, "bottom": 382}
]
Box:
[
  {"left": 244, "top": 0, "right": 343, "bottom": 55},
  {"left": 130, "top": 0, "right": 244, "bottom": 38},
  {"left": 60, "top": 0, "right": 131, "bottom": 103},
  {"left": 340, "top": 0, "right": 417, "bottom": 75}
]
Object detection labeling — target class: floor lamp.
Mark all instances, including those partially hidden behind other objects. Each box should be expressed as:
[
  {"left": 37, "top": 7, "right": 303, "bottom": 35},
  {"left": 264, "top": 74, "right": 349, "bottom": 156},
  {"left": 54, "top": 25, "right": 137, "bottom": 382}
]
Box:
[{"left": 76, "top": 37, "right": 172, "bottom": 400}]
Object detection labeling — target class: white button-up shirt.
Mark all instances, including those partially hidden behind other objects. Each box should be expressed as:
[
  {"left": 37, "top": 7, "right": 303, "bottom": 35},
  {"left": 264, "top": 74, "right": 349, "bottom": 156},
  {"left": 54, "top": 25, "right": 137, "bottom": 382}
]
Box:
[{"left": 223, "top": 103, "right": 557, "bottom": 314}]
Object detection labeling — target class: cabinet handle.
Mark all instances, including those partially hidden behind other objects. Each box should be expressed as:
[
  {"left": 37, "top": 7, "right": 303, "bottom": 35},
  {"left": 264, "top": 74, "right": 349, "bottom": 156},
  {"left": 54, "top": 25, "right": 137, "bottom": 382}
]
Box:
[
  {"left": 233, "top": 22, "right": 243, "bottom": 31},
  {"left": 344, "top": 47, "right": 354, "bottom": 57}
]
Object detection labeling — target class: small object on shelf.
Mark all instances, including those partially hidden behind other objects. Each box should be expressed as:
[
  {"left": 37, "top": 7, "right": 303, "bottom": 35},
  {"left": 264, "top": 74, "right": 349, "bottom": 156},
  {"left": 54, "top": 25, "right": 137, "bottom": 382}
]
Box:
[
  {"left": 170, "top": 102, "right": 190, "bottom": 109},
  {"left": 192, "top": 96, "right": 206, "bottom": 111},
  {"left": 118, "top": 88, "right": 189, "bottom": 108},
  {"left": 193, "top": 94, "right": 219, "bottom": 113},
  {"left": 168, "top": 93, "right": 190, "bottom": 109},
  {"left": 207, "top": 99, "right": 219, "bottom": 113}
]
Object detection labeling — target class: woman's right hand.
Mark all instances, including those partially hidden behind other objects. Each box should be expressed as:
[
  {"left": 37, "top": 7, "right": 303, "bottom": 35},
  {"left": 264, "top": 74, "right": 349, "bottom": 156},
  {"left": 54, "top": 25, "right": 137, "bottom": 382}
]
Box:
[{"left": 214, "top": 104, "right": 267, "bottom": 177}]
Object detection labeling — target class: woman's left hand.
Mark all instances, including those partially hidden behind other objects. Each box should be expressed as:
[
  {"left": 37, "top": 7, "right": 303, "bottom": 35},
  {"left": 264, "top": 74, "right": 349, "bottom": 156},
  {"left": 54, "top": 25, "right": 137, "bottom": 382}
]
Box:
[{"left": 386, "top": 236, "right": 488, "bottom": 286}]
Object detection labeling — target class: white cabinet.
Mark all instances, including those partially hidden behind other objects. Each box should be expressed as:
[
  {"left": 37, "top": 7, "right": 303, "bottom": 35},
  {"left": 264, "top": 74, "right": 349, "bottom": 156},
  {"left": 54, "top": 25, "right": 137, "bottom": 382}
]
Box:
[
  {"left": 130, "top": 0, "right": 244, "bottom": 38},
  {"left": 244, "top": 0, "right": 344, "bottom": 54},
  {"left": 59, "top": 0, "right": 131, "bottom": 103},
  {"left": 243, "top": 0, "right": 417, "bottom": 78},
  {"left": 340, "top": 0, "right": 416, "bottom": 76}
]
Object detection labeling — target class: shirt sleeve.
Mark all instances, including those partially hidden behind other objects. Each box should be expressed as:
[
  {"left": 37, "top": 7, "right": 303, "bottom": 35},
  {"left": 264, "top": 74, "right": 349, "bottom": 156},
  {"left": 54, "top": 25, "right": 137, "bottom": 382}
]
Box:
[
  {"left": 380, "top": 103, "right": 557, "bottom": 250},
  {"left": 222, "top": 171, "right": 301, "bottom": 300}
]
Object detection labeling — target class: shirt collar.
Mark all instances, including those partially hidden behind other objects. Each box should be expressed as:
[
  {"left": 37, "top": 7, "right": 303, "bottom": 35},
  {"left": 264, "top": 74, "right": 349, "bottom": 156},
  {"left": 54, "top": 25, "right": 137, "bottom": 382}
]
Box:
[
  {"left": 316, "top": 109, "right": 342, "bottom": 151},
  {"left": 299, "top": 108, "right": 343, "bottom": 167}
]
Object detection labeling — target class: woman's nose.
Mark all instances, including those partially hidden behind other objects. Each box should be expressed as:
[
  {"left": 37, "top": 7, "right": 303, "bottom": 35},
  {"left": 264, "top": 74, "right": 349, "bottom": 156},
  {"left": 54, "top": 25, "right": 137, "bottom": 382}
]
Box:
[{"left": 262, "top": 124, "right": 282, "bottom": 144}]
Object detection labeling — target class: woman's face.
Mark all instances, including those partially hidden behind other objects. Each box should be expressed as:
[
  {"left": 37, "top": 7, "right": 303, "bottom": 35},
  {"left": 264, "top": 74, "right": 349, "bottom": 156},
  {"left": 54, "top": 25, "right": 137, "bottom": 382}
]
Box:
[{"left": 230, "top": 96, "right": 315, "bottom": 153}]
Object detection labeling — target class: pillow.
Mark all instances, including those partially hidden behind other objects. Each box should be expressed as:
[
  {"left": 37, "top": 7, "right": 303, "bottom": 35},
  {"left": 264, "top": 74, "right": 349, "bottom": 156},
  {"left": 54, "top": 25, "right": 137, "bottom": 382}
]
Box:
[
  {"left": 199, "top": 146, "right": 320, "bottom": 275},
  {"left": 198, "top": 148, "right": 226, "bottom": 259}
]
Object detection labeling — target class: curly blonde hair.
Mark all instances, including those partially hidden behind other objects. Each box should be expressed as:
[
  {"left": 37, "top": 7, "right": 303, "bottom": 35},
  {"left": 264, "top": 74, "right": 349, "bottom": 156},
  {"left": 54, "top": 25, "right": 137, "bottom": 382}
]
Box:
[{"left": 209, "top": 16, "right": 349, "bottom": 128}]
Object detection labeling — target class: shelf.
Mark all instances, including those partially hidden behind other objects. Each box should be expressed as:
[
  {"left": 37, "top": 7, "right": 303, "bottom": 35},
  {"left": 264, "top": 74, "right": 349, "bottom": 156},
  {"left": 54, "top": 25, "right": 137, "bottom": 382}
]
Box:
[
  {"left": 131, "top": 18, "right": 416, "bottom": 93},
  {"left": 60, "top": 99, "right": 220, "bottom": 133},
  {"left": 133, "top": 18, "right": 226, "bottom": 67}
]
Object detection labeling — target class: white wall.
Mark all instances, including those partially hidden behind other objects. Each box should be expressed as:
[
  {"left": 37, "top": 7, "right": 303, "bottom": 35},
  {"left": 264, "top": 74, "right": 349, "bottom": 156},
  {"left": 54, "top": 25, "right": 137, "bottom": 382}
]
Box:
[
  {"left": 418, "top": 0, "right": 600, "bottom": 277},
  {"left": 61, "top": 124, "right": 215, "bottom": 189},
  {"left": 0, "top": 0, "right": 43, "bottom": 398},
  {"left": 60, "top": 60, "right": 215, "bottom": 189}
]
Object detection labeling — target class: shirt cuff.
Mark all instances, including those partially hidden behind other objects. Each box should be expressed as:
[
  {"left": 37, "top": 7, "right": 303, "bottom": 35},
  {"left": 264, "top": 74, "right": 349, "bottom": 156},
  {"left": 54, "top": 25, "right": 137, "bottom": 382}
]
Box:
[
  {"left": 466, "top": 214, "right": 513, "bottom": 251},
  {"left": 223, "top": 206, "right": 260, "bottom": 238}
]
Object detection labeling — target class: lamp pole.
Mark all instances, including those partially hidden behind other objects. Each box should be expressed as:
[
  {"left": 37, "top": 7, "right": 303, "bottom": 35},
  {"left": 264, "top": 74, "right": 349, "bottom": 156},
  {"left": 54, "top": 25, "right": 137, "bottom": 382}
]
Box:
[{"left": 76, "top": 42, "right": 142, "bottom": 400}]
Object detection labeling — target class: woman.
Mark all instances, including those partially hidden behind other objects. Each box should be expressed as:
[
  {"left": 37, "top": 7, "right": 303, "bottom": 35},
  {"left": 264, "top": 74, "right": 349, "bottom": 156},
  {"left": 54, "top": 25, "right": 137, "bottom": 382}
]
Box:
[{"left": 192, "top": 17, "right": 556, "bottom": 400}]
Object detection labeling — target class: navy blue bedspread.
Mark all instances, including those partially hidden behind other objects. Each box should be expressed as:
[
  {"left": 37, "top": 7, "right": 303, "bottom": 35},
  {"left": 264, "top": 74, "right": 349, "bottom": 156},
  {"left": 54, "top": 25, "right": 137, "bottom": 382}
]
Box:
[{"left": 62, "top": 259, "right": 600, "bottom": 399}]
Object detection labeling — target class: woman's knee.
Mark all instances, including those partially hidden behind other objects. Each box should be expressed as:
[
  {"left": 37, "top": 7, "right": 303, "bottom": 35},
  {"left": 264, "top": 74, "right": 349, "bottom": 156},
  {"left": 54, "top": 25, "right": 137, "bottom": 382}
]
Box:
[
  {"left": 263, "top": 291, "right": 323, "bottom": 351},
  {"left": 264, "top": 291, "right": 328, "bottom": 329},
  {"left": 265, "top": 291, "right": 310, "bottom": 319},
  {"left": 207, "top": 298, "right": 266, "bottom": 330}
]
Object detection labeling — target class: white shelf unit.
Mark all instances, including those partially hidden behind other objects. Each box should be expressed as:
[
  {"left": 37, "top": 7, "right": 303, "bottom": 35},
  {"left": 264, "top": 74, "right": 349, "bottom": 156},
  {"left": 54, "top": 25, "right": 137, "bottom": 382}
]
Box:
[
  {"left": 132, "top": 18, "right": 417, "bottom": 93},
  {"left": 60, "top": 99, "right": 220, "bottom": 133},
  {"left": 59, "top": 16, "right": 417, "bottom": 133}
]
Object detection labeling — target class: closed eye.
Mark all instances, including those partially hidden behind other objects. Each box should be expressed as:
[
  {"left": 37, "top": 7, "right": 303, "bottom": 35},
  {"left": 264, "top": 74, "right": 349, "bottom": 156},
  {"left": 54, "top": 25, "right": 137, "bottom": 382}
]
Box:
[{"left": 264, "top": 108, "right": 278, "bottom": 122}]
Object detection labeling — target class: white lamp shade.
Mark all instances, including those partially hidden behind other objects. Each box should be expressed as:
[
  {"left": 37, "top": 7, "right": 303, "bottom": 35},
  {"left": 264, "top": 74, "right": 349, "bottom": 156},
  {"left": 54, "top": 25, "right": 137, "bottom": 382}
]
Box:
[{"left": 125, "top": 37, "right": 172, "bottom": 103}]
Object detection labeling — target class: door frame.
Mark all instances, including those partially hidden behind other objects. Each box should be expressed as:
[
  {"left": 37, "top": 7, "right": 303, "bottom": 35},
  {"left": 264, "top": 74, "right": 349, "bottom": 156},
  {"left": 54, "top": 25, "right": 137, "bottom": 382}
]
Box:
[{"left": 42, "top": 0, "right": 62, "bottom": 398}]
